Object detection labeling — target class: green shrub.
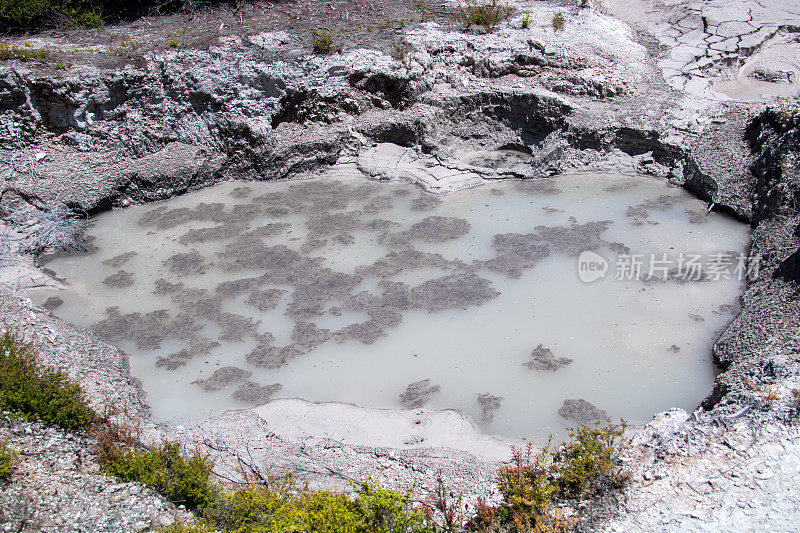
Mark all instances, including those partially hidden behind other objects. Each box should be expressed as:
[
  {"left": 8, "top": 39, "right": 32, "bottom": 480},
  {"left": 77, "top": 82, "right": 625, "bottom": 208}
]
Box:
[
  {"left": 311, "top": 28, "right": 335, "bottom": 54},
  {"left": 0, "top": 440, "right": 15, "bottom": 479},
  {"left": 496, "top": 441, "right": 557, "bottom": 528},
  {"left": 205, "top": 482, "right": 363, "bottom": 532},
  {"left": 0, "top": 332, "right": 95, "bottom": 431},
  {"left": 459, "top": 0, "right": 513, "bottom": 32},
  {"left": 201, "top": 477, "right": 435, "bottom": 532},
  {"left": 61, "top": 1, "right": 103, "bottom": 28},
  {"left": 521, "top": 13, "right": 532, "bottom": 29},
  {"left": 0, "top": 0, "right": 56, "bottom": 27},
  {"left": 0, "top": 0, "right": 106, "bottom": 30},
  {"left": 551, "top": 11, "right": 565, "bottom": 31},
  {"left": 353, "top": 480, "right": 435, "bottom": 532},
  {"left": 552, "top": 421, "right": 629, "bottom": 498},
  {"left": 0, "top": 0, "right": 241, "bottom": 33},
  {"left": 97, "top": 432, "right": 217, "bottom": 511},
  {"left": 480, "top": 421, "right": 629, "bottom": 530}
]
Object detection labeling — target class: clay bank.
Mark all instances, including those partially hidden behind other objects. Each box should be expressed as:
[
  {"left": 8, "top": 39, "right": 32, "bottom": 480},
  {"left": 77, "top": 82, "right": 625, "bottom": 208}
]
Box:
[{"left": 0, "top": 0, "right": 799, "bottom": 530}]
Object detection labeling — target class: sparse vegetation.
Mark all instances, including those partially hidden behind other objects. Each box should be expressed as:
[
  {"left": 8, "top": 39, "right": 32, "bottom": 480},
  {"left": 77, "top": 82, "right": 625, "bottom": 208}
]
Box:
[
  {"left": 111, "top": 38, "right": 139, "bottom": 55},
  {"left": 95, "top": 421, "right": 217, "bottom": 511},
  {"left": 743, "top": 377, "right": 783, "bottom": 408},
  {"left": 551, "top": 11, "right": 565, "bottom": 31},
  {"left": 0, "top": 0, "right": 242, "bottom": 33},
  {"left": 161, "top": 477, "right": 435, "bottom": 532},
  {"left": 0, "top": 41, "right": 48, "bottom": 61},
  {"left": 0, "top": 440, "right": 15, "bottom": 479},
  {"left": 471, "top": 421, "right": 629, "bottom": 531},
  {"left": 0, "top": 331, "right": 213, "bottom": 510},
  {"left": 521, "top": 13, "right": 532, "bottom": 29},
  {"left": 0, "top": 331, "right": 95, "bottom": 431},
  {"left": 391, "top": 38, "right": 413, "bottom": 64},
  {"left": 0, "top": 0, "right": 105, "bottom": 31},
  {"left": 579, "top": 0, "right": 590, "bottom": 8},
  {"left": 423, "top": 473, "right": 464, "bottom": 531},
  {"left": 760, "top": 388, "right": 780, "bottom": 406},
  {"left": 311, "top": 28, "right": 335, "bottom": 54},
  {"left": 459, "top": 0, "right": 514, "bottom": 32},
  {"left": 166, "top": 28, "right": 188, "bottom": 48}
]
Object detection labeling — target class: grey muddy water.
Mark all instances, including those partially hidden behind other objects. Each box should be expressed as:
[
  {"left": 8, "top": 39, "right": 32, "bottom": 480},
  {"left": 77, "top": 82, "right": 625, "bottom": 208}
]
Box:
[{"left": 27, "top": 166, "right": 749, "bottom": 441}]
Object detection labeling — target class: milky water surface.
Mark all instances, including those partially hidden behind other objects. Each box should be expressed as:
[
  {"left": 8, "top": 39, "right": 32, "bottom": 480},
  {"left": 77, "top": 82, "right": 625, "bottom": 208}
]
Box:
[{"left": 27, "top": 169, "right": 749, "bottom": 442}]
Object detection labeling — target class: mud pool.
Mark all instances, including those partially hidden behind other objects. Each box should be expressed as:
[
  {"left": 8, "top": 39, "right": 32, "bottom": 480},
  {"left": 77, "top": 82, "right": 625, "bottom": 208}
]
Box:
[{"left": 27, "top": 168, "right": 749, "bottom": 441}]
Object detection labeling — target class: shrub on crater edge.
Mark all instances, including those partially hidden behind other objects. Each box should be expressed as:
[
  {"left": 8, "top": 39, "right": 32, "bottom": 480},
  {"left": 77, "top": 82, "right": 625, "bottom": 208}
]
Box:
[
  {"left": 0, "top": 331, "right": 95, "bottom": 431},
  {"left": 459, "top": 0, "right": 514, "bottom": 32}
]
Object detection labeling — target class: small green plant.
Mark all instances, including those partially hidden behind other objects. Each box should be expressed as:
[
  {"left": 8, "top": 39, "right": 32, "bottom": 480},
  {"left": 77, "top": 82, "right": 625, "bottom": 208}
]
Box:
[
  {"left": 54, "top": 59, "right": 71, "bottom": 69},
  {"left": 759, "top": 387, "right": 780, "bottom": 407},
  {"left": 423, "top": 473, "right": 464, "bottom": 530},
  {"left": 111, "top": 39, "right": 139, "bottom": 55},
  {"left": 521, "top": 13, "right": 532, "bottom": 29},
  {"left": 459, "top": 0, "right": 514, "bottom": 32},
  {"left": 390, "top": 39, "right": 412, "bottom": 64},
  {"left": 166, "top": 28, "right": 188, "bottom": 48},
  {"left": 551, "top": 11, "right": 565, "bottom": 31},
  {"left": 97, "top": 428, "right": 217, "bottom": 511},
  {"left": 0, "top": 332, "right": 95, "bottom": 430},
  {"left": 0, "top": 440, "right": 16, "bottom": 479},
  {"left": 311, "top": 28, "right": 335, "bottom": 54},
  {"left": 119, "top": 39, "right": 139, "bottom": 49}
]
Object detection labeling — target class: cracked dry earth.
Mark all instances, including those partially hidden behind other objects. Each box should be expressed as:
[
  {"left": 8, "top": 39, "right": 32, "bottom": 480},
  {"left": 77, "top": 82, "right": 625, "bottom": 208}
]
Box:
[
  {"left": 605, "top": 410, "right": 800, "bottom": 532},
  {"left": 0, "top": 0, "right": 799, "bottom": 531},
  {"left": 607, "top": 0, "right": 800, "bottom": 101}
]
